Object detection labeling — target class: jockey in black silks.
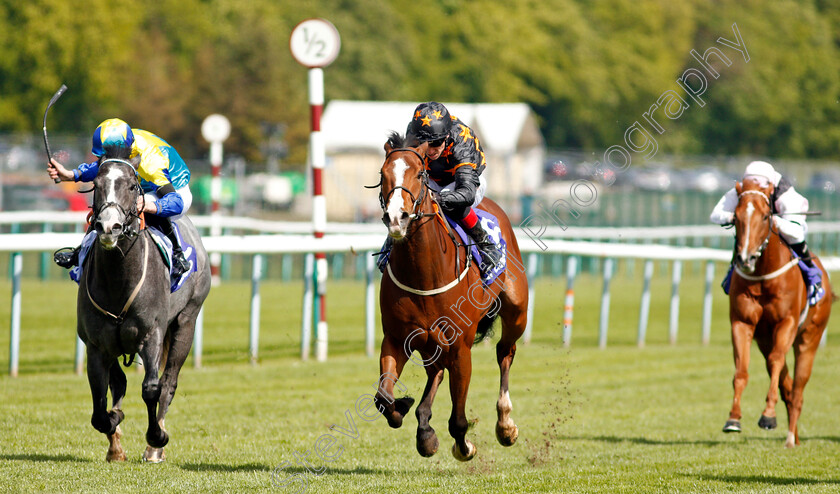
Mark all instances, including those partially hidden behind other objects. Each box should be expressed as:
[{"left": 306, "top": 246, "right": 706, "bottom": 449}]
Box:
[
  {"left": 48, "top": 118, "right": 192, "bottom": 278},
  {"left": 378, "top": 101, "right": 503, "bottom": 277}
]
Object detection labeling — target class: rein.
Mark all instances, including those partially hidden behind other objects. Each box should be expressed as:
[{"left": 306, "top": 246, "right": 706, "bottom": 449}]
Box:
[{"left": 86, "top": 232, "right": 150, "bottom": 326}]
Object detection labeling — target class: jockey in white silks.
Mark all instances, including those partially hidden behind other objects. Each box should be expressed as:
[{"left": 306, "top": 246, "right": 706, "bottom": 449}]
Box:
[{"left": 710, "top": 160, "right": 824, "bottom": 305}]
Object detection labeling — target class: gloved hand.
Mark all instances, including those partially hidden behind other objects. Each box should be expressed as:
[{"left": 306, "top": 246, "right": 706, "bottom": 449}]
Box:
[{"left": 438, "top": 166, "right": 480, "bottom": 211}]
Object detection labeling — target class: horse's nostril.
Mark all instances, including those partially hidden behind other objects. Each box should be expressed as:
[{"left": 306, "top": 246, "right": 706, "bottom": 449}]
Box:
[{"left": 400, "top": 211, "right": 409, "bottom": 220}]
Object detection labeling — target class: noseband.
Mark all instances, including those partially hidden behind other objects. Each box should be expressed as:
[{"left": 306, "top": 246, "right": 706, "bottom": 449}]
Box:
[
  {"left": 93, "top": 159, "right": 143, "bottom": 238},
  {"left": 374, "top": 148, "right": 435, "bottom": 224},
  {"left": 737, "top": 189, "right": 772, "bottom": 258}
]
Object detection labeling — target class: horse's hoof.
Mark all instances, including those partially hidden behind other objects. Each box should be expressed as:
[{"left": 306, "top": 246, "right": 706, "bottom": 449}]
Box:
[
  {"left": 106, "top": 448, "right": 127, "bottom": 462},
  {"left": 451, "top": 440, "right": 477, "bottom": 462},
  {"left": 416, "top": 428, "right": 439, "bottom": 457},
  {"left": 146, "top": 430, "right": 169, "bottom": 449},
  {"left": 386, "top": 397, "right": 416, "bottom": 429},
  {"left": 784, "top": 431, "right": 797, "bottom": 449},
  {"left": 142, "top": 446, "right": 166, "bottom": 463},
  {"left": 722, "top": 419, "right": 741, "bottom": 433},
  {"left": 496, "top": 423, "right": 519, "bottom": 446},
  {"left": 758, "top": 415, "right": 777, "bottom": 430},
  {"left": 106, "top": 425, "right": 126, "bottom": 462}
]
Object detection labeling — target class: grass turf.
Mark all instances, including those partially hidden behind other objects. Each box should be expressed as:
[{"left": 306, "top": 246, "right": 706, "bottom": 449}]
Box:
[{"left": 1, "top": 267, "right": 839, "bottom": 493}]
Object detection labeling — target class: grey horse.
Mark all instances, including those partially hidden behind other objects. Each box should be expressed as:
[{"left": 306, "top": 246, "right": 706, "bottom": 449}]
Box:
[{"left": 78, "top": 157, "right": 210, "bottom": 462}]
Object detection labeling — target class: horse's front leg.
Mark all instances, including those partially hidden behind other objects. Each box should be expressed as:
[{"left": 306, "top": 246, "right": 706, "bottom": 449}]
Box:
[
  {"left": 724, "top": 320, "right": 755, "bottom": 433},
  {"left": 448, "top": 343, "right": 476, "bottom": 461},
  {"left": 138, "top": 330, "right": 167, "bottom": 462},
  {"left": 86, "top": 347, "right": 125, "bottom": 461},
  {"left": 106, "top": 361, "right": 127, "bottom": 462},
  {"left": 759, "top": 316, "right": 797, "bottom": 430},
  {"left": 374, "top": 335, "right": 414, "bottom": 429},
  {"left": 415, "top": 366, "right": 444, "bottom": 457}
]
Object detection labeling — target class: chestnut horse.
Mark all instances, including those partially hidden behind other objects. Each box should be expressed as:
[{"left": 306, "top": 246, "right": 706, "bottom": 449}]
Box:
[
  {"left": 723, "top": 179, "right": 832, "bottom": 447},
  {"left": 371, "top": 133, "right": 529, "bottom": 461}
]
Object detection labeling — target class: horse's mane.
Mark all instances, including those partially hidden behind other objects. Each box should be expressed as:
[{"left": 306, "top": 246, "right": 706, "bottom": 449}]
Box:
[
  {"left": 387, "top": 131, "right": 408, "bottom": 149},
  {"left": 99, "top": 146, "right": 141, "bottom": 169}
]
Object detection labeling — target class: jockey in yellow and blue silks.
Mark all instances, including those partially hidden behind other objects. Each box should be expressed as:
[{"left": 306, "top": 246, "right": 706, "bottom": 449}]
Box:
[{"left": 48, "top": 118, "right": 193, "bottom": 277}]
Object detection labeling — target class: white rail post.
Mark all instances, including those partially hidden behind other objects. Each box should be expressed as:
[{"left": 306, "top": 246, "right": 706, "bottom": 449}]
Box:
[
  {"left": 523, "top": 252, "right": 539, "bottom": 343},
  {"left": 249, "top": 254, "right": 263, "bottom": 365},
  {"left": 598, "top": 258, "right": 614, "bottom": 349},
  {"left": 193, "top": 307, "right": 204, "bottom": 368},
  {"left": 74, "top": 337, "right": 85, "bottom": 375},
  {"left": 300, "top": 252, "right": 314, "bottom": 360},
  {"left": 562, "top": 256, "right": 578, "bottom": 347},
  {"left": 701, "top": 260, "right": 714, "bottom": 345},
  {"left": 637, "top": 259, "right": 654, "bottom": 348},
  {"left": 9, "top": 253, "right": 22, "bottom": 377},
  {"left": 365, "top": 252, "right": 376, "bottom": 357},
  {"left": 669, "top": 260, "right": 683, "bottom": 345}
]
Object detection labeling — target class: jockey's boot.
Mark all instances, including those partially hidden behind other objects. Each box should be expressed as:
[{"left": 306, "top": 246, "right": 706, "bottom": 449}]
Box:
[
  {"left": 791, "top": 241, "right": 824, "bottom": 305},
  {"left": 721, "top": 263, "right": 734, "bottom": 295},
  {"left": 54, "top": 246, "right": 80, "bottom": 269},
  {"left": 464, "top": 222, "right": 502, "bottom": 275},
  {"left": 155, "top": 217, "right": 190, "bottom": 279},
  {"left": 376, "top": 236, "right": 394, "bottom": 273}
]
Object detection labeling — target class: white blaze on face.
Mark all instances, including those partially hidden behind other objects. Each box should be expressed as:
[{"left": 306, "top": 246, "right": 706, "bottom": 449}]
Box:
[
  {"left": 741, "top": 201, "right": 755, "bottom": 259},
  {"left": 386, "top": 158, "right": 409, "bottom": 223},
  {"left": 98, "top": 166, "right": 128, "bottom": 232}
]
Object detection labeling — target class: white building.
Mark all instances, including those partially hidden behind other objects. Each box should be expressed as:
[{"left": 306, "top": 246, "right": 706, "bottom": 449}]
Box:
[{"left": 319, "top": 100, "right": 545, "bottom": 222}]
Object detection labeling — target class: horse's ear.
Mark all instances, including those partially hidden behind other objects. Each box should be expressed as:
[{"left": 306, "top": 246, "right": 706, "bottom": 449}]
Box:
[{"left": 735, "top": 181, "right": 743, "bottom": 195}]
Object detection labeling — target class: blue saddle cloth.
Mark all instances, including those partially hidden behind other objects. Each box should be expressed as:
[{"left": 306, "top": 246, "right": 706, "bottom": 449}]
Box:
[
  {"left": 70, "top": 224, "right": 197, "bottom": 293},
  {"left": 443, "top": 209, "right": 507, "bottom": 285}
]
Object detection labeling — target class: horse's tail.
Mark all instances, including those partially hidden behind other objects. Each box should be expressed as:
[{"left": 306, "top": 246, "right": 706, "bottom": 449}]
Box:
[{"left": 474, "top": 312, "right": 499, "bottom": 344}]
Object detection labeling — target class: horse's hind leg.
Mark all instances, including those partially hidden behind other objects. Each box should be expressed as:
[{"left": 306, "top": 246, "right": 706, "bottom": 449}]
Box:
[
  {"left": 495, "top": 271, "right": 528, "bottom": 446},
  {"left": 86, "top": 348, "right": 124, "bottom": 461},
  {"left": 759, "top": 318, "right": 797, "bottom": 431},
  {"left": 106, "top": 362, "right": 127, "bottom": 462},
  {"left": 144, "top": 317, "right": 195, "bottom": 462},
  {"left": 448, "top": 344, "right": 476, "bottom": 461},
  {"left": 755, "top": 336, "right": 781, "bottom": 430},
  {"left": 374, "top": 335, "right": 414, "bottom": 429},
  {"left": 415, "top": 366, "right": 444, "bottom": 457},
  {"left": 785, "top": 324, "right": 826, "bottom": 448}
]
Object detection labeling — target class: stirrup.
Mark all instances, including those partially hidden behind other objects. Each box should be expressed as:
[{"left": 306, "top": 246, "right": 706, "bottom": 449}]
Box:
[
  {"left": 808, "top": 282, "right": 825, "bottom": 306},
  {"left": 171, "top": 252, "right": 189, "bottom": 278}
]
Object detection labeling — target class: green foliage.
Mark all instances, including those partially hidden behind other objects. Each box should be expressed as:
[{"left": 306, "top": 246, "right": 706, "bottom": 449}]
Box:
[{"left": 0, "top": 0, "right": 838, "bottom": 165}]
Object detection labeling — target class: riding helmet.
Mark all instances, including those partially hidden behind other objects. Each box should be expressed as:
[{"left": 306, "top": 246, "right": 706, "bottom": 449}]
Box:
[
  {"left": 407, "top": 102, "right": 452, "bottom": 142},
  {"left": 92, "top": 118, "right": 135, "bottom": 157}
]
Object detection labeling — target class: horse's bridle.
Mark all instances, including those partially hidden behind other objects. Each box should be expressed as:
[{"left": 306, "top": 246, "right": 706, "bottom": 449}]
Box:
[
  {"left": 92, "top": 158, "right": 144, "bottom": 239},
  {"left": 370, "top": 148, "right": 435, "bottom": 225},
  {"left": 737, "top": 189, "right": 773, "bottom": 258}
]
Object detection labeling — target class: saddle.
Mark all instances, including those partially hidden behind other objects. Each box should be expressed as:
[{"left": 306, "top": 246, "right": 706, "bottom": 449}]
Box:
[{"left": 70, "top": 225, "right": 196, "bottom": 293}]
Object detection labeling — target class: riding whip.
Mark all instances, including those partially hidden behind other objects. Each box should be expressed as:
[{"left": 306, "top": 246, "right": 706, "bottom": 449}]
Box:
[{"left": 43, "top": 84, "right": 68, "bottom": 183}]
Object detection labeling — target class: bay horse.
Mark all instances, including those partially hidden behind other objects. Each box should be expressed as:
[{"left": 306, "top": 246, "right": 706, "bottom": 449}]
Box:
[
  {"left": 371, "top": 132, "right": 529, "bottom": 461},
  {"left": 78, "top": 155, "right": 210, "bottom": 462},
  {"left": 723, "top": 178, "right": 832, "bottom": 447}
]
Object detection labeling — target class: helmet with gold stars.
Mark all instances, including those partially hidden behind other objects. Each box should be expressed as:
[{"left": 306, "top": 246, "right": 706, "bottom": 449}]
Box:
[{"left": 407, "top": 101, "right": 452, "bottom": 143}]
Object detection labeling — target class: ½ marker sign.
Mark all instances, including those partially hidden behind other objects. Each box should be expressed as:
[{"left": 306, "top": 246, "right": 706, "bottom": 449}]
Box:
[{"left": 290, "top": 18, "right": 341, "bottom": 68}]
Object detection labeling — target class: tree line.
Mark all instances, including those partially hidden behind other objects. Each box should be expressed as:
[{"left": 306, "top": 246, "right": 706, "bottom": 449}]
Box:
[{"left": 1, "top": 0, "right": 838, "bottom": 168}]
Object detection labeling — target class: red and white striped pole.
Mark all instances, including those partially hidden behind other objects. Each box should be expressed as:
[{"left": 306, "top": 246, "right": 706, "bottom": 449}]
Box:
[
  {"left": 310, "top": 67, "right": 329, "bottom": 362},
  {"left": 291, "top": 18, "right": 340, "bottom": 362},
  {"left": 201, "top": 114, "right": 231, "bottom": 286}
]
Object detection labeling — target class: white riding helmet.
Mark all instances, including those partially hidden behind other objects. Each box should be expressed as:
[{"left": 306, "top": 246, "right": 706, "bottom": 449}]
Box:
[{"left": 743, "top": 160, "right": 781, "bottom": 186}]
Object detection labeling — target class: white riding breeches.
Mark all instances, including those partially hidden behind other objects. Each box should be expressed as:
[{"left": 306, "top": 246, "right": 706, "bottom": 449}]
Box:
[
  {"left": 428, "top": 174, "right": 487, "bottom": 208},
  {"left": 143, "top": 184, "right": 192, "bottom": 221}
]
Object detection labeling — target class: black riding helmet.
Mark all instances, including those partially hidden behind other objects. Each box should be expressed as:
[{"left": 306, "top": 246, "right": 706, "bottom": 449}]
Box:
[{"left": 407, "top": 101, "right": 452, "bottom": 143}]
